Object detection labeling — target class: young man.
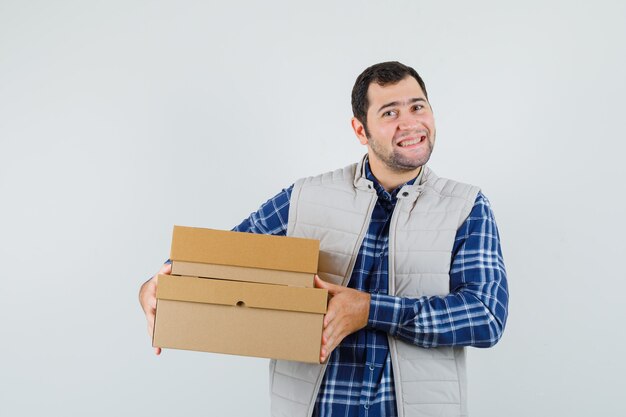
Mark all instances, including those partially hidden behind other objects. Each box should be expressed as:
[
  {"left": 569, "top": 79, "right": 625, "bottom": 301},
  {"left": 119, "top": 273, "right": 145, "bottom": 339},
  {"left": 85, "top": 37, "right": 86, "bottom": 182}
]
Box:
[{"left": 140, "top": 61, "right": 509, "bottom": 417}]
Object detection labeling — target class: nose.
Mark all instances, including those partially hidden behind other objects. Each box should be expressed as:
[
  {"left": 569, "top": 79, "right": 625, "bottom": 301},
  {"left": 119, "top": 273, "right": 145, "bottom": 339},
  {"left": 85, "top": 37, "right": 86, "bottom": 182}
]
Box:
[{"left": 398, "top": 114, "right": 419, "bottom": 131}]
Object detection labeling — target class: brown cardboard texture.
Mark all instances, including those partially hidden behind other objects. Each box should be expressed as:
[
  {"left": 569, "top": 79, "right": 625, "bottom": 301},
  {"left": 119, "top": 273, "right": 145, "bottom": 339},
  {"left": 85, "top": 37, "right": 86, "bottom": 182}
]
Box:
[
  {"left": 153, "top": 275, "right": 328, "bottom": 363},
  {"left": 170, "top": 226, "right": 319, "bottom": 274},
  {"left": 171, "top": 261, "right": 315, "bottom": 287}
]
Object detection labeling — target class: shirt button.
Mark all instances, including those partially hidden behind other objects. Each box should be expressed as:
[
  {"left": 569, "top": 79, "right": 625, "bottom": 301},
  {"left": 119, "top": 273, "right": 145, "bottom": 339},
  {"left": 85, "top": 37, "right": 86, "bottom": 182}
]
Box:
[
  {"left": 369, "top": 364, "right": 375, "bottom": 371},
  {"left": 402, "top": 191, "right": 409, "bottom": 197},
  {"left": 364, "top": 403, "right": 369, "bottom": 410}
]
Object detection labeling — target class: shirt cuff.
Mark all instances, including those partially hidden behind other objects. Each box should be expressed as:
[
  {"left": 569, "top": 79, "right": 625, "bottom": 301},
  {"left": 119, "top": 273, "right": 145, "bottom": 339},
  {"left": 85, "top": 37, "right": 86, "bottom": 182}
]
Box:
[{"left": 367, "top": 293, "right": 403, "bottom": 335}]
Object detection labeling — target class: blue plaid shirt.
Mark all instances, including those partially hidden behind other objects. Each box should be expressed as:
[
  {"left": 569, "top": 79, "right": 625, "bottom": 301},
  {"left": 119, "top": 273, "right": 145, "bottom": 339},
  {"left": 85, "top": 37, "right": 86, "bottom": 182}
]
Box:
[{"left": 233, "top": 162, "right": 508, "bottom": 417}]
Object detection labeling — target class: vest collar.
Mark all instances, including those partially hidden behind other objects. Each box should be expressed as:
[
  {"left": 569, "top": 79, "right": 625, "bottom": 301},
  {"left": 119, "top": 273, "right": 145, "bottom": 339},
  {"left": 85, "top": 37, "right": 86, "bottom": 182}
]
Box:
[
  {"left": 353, "top": 154, "right": 374, "bottom": 191},
  {"left": 353, "top": 154, "right": 434, "bottom": 202}
]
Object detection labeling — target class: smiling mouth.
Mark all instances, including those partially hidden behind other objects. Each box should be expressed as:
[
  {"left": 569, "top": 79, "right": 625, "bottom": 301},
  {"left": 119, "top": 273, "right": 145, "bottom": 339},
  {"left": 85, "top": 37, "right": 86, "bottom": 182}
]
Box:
[{"left": 398, "top": 135, "right": 426, "bottom": 147}]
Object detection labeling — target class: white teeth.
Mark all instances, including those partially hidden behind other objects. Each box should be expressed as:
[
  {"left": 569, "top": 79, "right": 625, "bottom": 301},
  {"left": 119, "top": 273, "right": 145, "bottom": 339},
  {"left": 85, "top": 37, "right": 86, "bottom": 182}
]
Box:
[{"left": 399, "top": 138, "right": 420, "bottom": 147}]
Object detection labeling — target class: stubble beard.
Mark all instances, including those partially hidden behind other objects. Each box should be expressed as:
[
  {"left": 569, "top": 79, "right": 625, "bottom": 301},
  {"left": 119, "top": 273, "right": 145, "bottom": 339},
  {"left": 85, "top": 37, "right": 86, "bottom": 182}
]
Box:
[{"left": 366, "top": 128, "right": 435, "bottom": 172}]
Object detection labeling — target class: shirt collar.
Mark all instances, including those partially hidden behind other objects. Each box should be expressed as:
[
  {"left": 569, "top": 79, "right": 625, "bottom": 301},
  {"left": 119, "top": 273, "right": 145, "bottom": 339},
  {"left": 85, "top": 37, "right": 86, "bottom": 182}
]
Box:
[{"left": 364, "top": 156, "right": 424, "bottom": 202}]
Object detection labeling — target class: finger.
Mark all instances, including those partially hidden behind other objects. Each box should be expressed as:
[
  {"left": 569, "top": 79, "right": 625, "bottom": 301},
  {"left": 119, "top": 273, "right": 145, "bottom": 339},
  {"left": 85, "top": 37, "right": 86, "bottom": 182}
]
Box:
[
  {"left": 154, "top": 264, "right": 171, "bottom": 282},
  {"left": 154, "top": 347, "right": 161, "bottom": 355},
  {"left": 147, "top": 311, "right": 156, "bottom": 335},
  {"left": 320, "top": 343, "right": 331, "bottom": 363},
  {"left": 320, "top": 323, "right": 334, "bottom": 363},
  {"left": 321, "top": 328, "right": 330, "bottom": 345},
  {"left": 320, "top": 337, "right": 338, "bottom": 364},
  {"left": 322, "top": 323, "right": 332, "bottom": 342},
  {"left": 314, "top": 275, "right": 341, "bottom": 295},
  {"left": 314, "top": 275, "right": 327, "bottom": 289},
  {"left": 323, "top": 325, "right": 336, "bottom": 351},
  {"left": 323, "top": 308, "right": 336, "bottom": 328}
]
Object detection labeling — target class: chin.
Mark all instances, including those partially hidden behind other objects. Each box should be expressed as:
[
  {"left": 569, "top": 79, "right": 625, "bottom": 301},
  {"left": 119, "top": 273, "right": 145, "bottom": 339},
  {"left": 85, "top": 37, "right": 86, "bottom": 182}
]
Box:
[{"left": 392, "top": 155, "right": 431, "bottom": 171}]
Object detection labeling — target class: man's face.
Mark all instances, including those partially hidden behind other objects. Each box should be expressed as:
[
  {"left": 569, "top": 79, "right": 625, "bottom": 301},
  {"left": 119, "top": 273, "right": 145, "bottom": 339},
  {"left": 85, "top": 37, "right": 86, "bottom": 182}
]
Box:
[{"left": 354, "top": 76, "right": 436, "bottom": 172}]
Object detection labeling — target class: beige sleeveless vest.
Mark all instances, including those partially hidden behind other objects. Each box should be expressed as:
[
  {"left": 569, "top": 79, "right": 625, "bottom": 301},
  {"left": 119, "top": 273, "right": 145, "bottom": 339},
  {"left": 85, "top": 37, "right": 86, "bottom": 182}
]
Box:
[{"left": 269, "top": 157, "right": 480, "bottom": 417}]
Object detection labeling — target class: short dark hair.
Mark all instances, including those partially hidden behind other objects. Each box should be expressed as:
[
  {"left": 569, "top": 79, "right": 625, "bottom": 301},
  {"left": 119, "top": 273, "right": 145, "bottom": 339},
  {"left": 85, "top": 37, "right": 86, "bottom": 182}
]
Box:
[{"left": 351, "top": 61, "right": 428, "bottom": 132}]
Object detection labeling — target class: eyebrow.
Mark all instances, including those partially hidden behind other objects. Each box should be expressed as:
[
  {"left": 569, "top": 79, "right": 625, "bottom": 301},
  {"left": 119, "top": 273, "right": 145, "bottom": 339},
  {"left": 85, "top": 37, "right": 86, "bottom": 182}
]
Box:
[{"left": 377, "top": 98, "right": 427, "bottom": 114}]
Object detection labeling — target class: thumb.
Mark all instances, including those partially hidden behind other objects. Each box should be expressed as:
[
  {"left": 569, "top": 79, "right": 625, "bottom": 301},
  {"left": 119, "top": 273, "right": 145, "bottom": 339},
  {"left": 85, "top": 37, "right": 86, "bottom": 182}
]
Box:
[
  {"left": 314, "top": 275, "right": 340, "bottom": 294},
  {"left": 159, "top": 262, "right": 172, "bottom": 275}
]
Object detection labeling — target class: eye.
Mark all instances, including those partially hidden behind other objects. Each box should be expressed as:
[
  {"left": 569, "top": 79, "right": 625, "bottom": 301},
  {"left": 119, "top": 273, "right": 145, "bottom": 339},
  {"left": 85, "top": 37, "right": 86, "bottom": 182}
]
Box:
[
  {"left": 382, "top": 110, "right": 397, "bottom": 117},
  {"left": 412, "top": 104, "right": 424, "bottom": 112}
]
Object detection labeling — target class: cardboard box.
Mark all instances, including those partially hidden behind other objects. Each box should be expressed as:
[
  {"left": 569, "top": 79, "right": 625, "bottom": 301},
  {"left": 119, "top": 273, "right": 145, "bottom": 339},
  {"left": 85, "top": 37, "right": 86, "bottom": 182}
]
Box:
[
  {"left": 171, "top": 261, "right": 315, "bottom": 287},
  {"left": 153, "top": 226, "right": 327, "bottom": 363},
  {"left": 153, "top": 275, "right": 327, "bottom": 363},
  {"left": 169, "top": 226, "right": 319, "bottom": 287}
]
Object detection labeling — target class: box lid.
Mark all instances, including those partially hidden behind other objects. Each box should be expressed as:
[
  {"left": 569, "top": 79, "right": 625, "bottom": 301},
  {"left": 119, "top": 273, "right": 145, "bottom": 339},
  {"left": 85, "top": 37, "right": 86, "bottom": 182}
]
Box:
[
  {"left": 157, "top": 275, "right": 328, "bottom": 314},
  {"left": 170, "top": 226, "right": 319, "bottom": 274},
  {"left": 171, "top": 261, "right": 315, "bottom": 287}
]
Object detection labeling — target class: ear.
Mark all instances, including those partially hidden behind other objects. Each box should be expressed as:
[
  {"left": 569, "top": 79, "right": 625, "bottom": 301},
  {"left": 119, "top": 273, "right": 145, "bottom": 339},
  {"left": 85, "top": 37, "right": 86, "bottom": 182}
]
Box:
[{"left": 351, "top": 117, "right": 369, "bottom": 145}]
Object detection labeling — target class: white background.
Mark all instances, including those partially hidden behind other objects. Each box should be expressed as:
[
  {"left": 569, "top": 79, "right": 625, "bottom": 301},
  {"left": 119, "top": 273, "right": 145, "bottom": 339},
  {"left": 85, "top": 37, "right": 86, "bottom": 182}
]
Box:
[{"left": 1, "top": 1, "right": 625, "bottom": 416}]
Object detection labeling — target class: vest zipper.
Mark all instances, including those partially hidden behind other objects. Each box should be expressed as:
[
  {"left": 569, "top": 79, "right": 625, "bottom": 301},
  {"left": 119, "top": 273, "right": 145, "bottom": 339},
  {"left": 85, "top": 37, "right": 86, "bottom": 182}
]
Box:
[
  {"left": 306, "top": 188, "right": 378, "bottom": 417},
  {"left": 387, "top": 190, "right": 420, "bottom": 417}
]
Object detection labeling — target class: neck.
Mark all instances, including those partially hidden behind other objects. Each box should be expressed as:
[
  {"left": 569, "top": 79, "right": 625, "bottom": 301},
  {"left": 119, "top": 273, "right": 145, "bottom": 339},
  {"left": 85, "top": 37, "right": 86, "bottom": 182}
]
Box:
[{"left": 368, "top": 158, "right": 422, "bottom": 192}]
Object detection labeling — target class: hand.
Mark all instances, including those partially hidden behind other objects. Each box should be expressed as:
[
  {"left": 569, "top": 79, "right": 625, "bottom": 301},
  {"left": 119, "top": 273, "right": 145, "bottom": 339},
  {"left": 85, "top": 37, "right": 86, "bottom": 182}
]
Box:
[
  {"left": 314, "top": 275, "right": 371, "bottom": 363},
  {"left": 139, "top": 262, "right": 171, "bottom": 355}
]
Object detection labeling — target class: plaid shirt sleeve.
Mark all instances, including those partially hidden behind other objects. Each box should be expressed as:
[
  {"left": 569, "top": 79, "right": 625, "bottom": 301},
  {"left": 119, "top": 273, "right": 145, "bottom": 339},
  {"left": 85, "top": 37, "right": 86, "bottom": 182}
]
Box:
[
  {"left": 367, "top": 192, "right": 509, "bottom": 348},
  {"left": 231, "top": 185, "right": 293, "bottom": 236}
]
